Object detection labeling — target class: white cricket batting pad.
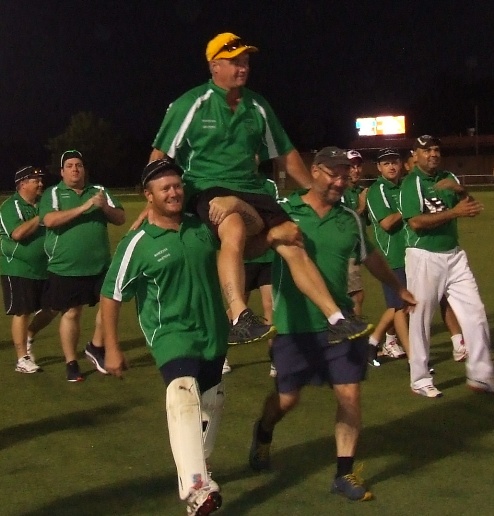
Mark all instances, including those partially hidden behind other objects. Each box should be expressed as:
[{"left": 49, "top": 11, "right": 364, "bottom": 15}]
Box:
[
  {"left": 166, "top": 376, "right": 208, "bottom": 500},
  {"left": 201, "top": 381, "right": 225, "bottom": 458}
]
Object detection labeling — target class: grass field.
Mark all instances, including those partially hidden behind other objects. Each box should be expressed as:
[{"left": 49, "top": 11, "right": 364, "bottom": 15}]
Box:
[{"left": 1, "top": 193, "right": 494, "bottom": 516}]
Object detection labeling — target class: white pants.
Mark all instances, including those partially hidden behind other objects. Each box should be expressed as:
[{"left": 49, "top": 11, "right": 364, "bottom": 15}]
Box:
[{"left": 406, "top": 247, "right": 492, "bottom": 390}]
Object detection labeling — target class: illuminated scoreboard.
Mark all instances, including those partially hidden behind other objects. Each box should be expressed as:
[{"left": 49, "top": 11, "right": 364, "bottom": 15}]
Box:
[{"left": 356, "top": 116, "right": 406, "bottom": 136}]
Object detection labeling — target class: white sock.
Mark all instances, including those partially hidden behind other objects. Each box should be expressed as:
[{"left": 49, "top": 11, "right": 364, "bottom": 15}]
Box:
[
  {"left": 328, "top": 312, "right": 345, "bottom": 325},
  {"left": 369, "top": 336, "right": 379, "bottom": 347},
  {"left": 385, "top": 333, "right": 396, "bottom": 344}
]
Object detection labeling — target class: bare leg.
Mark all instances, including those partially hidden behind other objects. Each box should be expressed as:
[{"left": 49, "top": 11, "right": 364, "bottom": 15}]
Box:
[
  {"left": 333, "top": 383, "right": 361, "bottom": 457},
  {"left": 369, "top": 308, "right": 395, "bottom": 343},
  {"left": 350, "top": 290, "right": 365, "bottom": 317},
  {"left": 393, "top": 309, "right": 410, "bottom": 357},
  {"left": 275, "top": 244, "right": 340, "bottom": 316},
  {"left": 259, "top": 390, "right": 300, "bottom": 432},
  {"left": 440, "top": 297, "right": 462, "bottom": 336},
  {"left": 90, "top": 308, "right": 104, "bottom": 347},
  {"left": 59, "top": 306, "right": 83, "bottom": 362},
  {"left": 12, "top": 314, "right": 30, "bottom": 359},
  {"left": 217, "top": 213, "right": 248, "bottom": 320}
]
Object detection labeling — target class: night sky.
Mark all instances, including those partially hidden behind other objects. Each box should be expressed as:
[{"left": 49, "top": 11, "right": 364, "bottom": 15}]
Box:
[{"left": 1, "top": 0, "right": 493, "bottom": 173}]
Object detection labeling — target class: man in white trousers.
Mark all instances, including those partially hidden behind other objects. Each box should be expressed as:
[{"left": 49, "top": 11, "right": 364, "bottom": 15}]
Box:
[{"left": 400, "top": 135, "right": 493, "bottom": 398}]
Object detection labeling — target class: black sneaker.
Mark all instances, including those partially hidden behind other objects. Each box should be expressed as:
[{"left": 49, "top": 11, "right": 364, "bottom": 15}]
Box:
[
  {"left": 228, "top": 309, "right": 277, "bottom": 345},
  {"left": 367, "top": 344, "right": 380, "bottom": 367},
  {"left": 66, "top": 360, "right": 84, "bottom": 382},
  {"left": 327, "top": 316, "right": 374, "bottom": 345},
  {"left": 84, "top": 342, "right": 108, "bottom": 374}
]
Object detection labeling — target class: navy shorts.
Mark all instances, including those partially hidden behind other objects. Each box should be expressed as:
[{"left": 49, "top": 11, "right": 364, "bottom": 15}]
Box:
[
  {"left": 159, "top": 355, "right": 225, "bottom": 394},
  {"left": 382, "top": 267, "right": 406, "bottom": 309},
  {"left": 189, "top": 187, "right": 290, "bottom": 237},
  {"left": 272, "top": 331, "right": 367, "bottom": 393},
  {"left": 1, "top": 275, "right": 45, "bottom": 315},
  {"left": 245, "top": 261, "right": 272, "bottom": 292},
  {"left": 41, "top": 271, "right": 106, "bottom": 312}
]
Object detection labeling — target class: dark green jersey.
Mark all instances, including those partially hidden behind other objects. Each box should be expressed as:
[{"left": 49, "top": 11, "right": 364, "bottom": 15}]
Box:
[
  {"left": 366, "top": 176, "right": 405, "bottom": 269},
  {"left": 400, "top": 167, "right": 460, "bottom": 252},
  {"left": 152, "top": 80, "right": 294, "bottom": 197},
  {"left": 101, "top": 217, "right": 228, "bottom": 367},
  {"left": 0, "top": 192, "right": 47, "bottom": 279},
  {"left": 272, "top": 191, "right": 374, "bottom": 334},
  {"left": 39, "top": 182, "right": 123, "bottom": 276}
]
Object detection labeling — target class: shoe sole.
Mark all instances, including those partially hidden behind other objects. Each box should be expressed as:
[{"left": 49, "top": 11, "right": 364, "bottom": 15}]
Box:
[
  {"left": 331, "top": 485, "right": 374, "bottom": 501},
  {"left": 411, "top": 389, "right": 443, "bottom": 398},
  {"left": 84, "top": 349, "right": 109, "bottom": 374},
  {"left": 15, "top": 367, "right": 40, "bottom": 374},
  {"left": 228, "top": 325, "right": 277, "bottom": 346},
  {"left": 67, "top": 376, "right": 85, "bottom": 382},
  {"left": 328, "top": 323, "right": 374, "bottom": 345},
  {"left": 466, "top": 381, "right": 494, "bottom": 394},
  {"left": 192, "top": 491, "right": 222, "bottom": 516}
]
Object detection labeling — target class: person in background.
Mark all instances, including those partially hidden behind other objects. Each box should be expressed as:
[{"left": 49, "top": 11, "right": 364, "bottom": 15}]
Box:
[{"left": 0, "top": 166, "right": 57, "bottom": 373}]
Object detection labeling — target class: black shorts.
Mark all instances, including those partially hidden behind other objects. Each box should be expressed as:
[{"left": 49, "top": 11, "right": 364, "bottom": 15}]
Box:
[
  {"left": 159, "top": 355, "right": 225, "bottom": 394},
  {"left": 272, "top": 331, "right": 367, "bottom": 393},
  {"left": 41, "top": 271, "right": 106, "bottom": 312},
  {"left": 382, "top": 267, "right": 406, "bottom": 309},
  {"left": 188, "top": 187, "right": 291, "bottom": 237},
  {"left": 1, "top": 275, "right": 45, "bottom": 315},
  {"left": 245, "top": 261, "right": 272, "bottom": 292}
]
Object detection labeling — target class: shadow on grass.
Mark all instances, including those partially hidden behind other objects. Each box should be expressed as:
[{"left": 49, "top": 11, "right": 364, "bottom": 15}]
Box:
[
  {"left": 20, "top": 475, "right": 174, "bottom": 516},
  {"left": 0, "top": 404, "right": 133, "bottom": 452},
  {"left": 217, "top": 388, "right": 494, "bottom": 514}
]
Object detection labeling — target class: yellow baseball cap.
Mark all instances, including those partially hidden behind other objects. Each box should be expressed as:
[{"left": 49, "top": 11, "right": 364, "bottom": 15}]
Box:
[{"left": 205, "top": 32, "right": 258, "bottom": 61}]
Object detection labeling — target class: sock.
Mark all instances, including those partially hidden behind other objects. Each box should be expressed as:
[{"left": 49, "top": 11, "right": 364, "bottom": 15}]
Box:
[
  {"left": 368, "top": 336, "right": 379, "bottom": 347},
  {"left": 256, "top": 421, "right": 273, "bottom": 444},
  {"left": 451, "top": 333, "right": 464, "bottom": 348},
  {"left": 336, "top": 456, "right": 354, "bottom": 478},
  {"left": 385, "top": 333, "right": 396, "bottom": 344},
  {"left": 328, "top": 312, "right": 345, "bottom": 325},
  {"left": 27, "top": 336, "right": 34, "bottom": 345}
]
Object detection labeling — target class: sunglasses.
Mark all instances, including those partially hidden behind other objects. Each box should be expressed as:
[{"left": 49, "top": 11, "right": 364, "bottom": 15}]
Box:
[{"left": 211, "top": 38, "right": 248, "bottom": 60}]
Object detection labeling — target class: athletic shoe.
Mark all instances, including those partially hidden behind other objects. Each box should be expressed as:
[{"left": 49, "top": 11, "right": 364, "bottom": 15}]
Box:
[
  {"left": 66, "top": 360, "right": 84, "bottom": 382},
  {"left": 15, "top": 355, "right": 41, "bottom": 374},
  {"left": 411, "top": 385, "right": 443, "bottom": 398},
  {"left": 269, "top": 363, "right": 277, "bottom": 378},
  {"left": 27, "top": 339, "right": 35, "bottom": 361},
  {"left": 206, "top": 470, "right": 220, "bottom": 493},
  {"left": 429, "top": 366, "right": 436, "bottom": 375},
  {"left": 331, "top": 465, "right": 373, "bottom": 501},
  {"left": 453, "top": 342, "right": 468, "bottom": 362},
  {"left": 466, "top": 378, "right": 494, "bottom": 393},
  {"left": 221, "top": 358, "right": 231, "bottom": 375},
  {"left": 382, "top": 339, "right": 406, "bottom": 358},
  {"left": 84, "top": 342, "right": 108, "bottom": 374},
  {"left": 249, "top": 420, "right": 271, "bottom": 471},
  {"left": 228, "top": 309, "right": 277, "bottom": 345},
  {"left": 186, "top": 485, "right": 222, "bottom": 516},
  {"left": 327, "top": 316, "right": 374, "bottom": 345},
  {"left": 367, "top": 345, "right": 380, "bottom": 367}
]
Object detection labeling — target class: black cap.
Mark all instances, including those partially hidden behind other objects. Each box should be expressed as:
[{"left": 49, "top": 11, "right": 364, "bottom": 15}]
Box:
[
  {"left": 313, "top": 146, "right": 352, "bottom": 168},
  {"left": 141, "top": 158, "right": 183, "bottom": 187},
  {"left": 376, "top": 148, "right": 401, "bottom": 162},
  {"left": 60, "top": 149, "right": 83, "bottom": 168},
  {"left": 15, "top": 166, "right": 44, "bottom": 184},
  {"left": 413, "top": 135, "right": 441, "bottom": 150}
]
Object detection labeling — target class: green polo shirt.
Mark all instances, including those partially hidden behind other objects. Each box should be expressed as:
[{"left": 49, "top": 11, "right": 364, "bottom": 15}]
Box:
[
  {"left": 39, "top": 182, "right": 123, "bottom": 276},
  {"left": 272, "top": 191, "right": 374, "bottom": 334},
  {"left": 0, "top": 192, "right": 47, "bottom": 279},
  {"left": 366, "top": 176, "right": 405, "bottom": 269},
  {"left": 101, "top": 217, "right": 228, "bottom": 367},
  {"left": 152, "top": 80, "right": 294, "bottom": 197},
  {"left": 399, "top": 167, "right": 459, "bottom": 252}
]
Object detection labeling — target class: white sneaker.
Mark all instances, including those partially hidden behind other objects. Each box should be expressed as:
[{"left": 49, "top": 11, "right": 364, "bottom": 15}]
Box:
[
  {"left": 382, "top": 340, "right": 406, "bottom": 358},
  {"left": 186, "top": 484, "right": 222, "bottom": 515},
  {"left": 412, "top": 385, "right": 443, "bottom": 398},
  {"left": 466, "top": 378, "right": 494, "bottom": 393},
  {"left": 269, "top": 363, "right": 277, "bottom": 377},
  {"left": 15, "top": 355, "right": 41, "bottom": 374},
  {"left": 222, "top": 358, "right": 231, "bottom": 375},
  {"left": 453, "top": 342, "right": 468, "bottom": 362}
]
